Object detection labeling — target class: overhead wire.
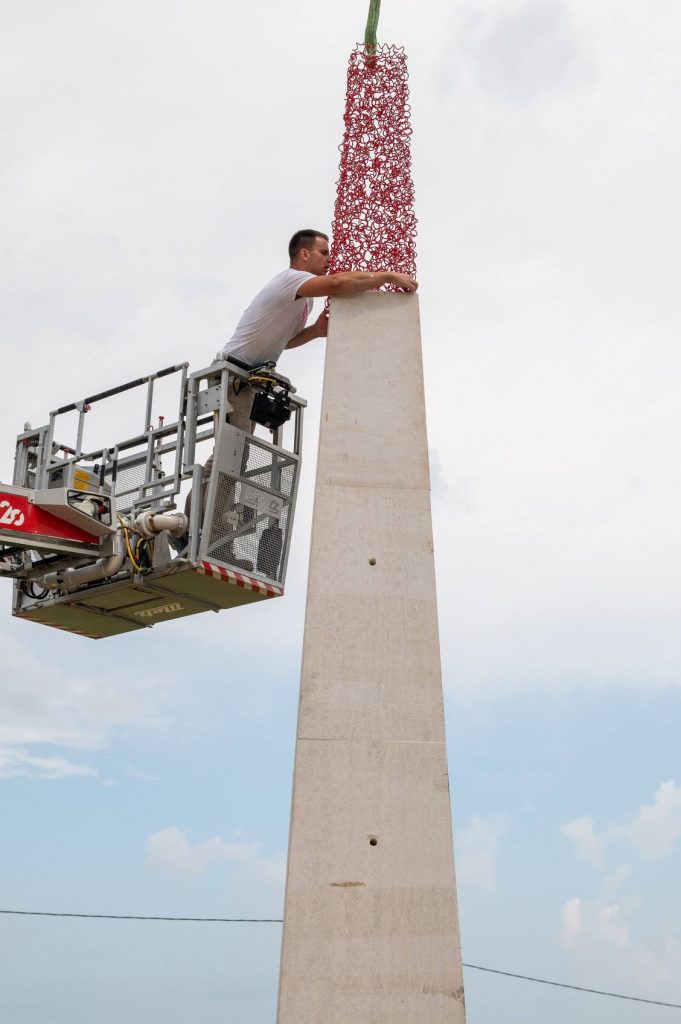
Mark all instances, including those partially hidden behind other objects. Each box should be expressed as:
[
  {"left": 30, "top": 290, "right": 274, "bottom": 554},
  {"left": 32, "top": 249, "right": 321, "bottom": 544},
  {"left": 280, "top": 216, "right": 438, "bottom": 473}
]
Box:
[
  {"left": 0, "top": 910, "right": 281, "bottom": 923},
  {"left": 0, "top": 908, "right": 679, "bottom": 1009},
  {"left": 461, "top": 963, "right": 681, "bottom": 1010}
]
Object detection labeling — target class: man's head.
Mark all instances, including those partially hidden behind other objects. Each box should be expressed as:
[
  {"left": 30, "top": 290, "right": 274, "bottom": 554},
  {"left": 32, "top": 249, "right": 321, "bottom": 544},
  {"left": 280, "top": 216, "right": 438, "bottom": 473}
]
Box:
[{"left": 289, "top": 229, "right": 330, "bottom": 276}]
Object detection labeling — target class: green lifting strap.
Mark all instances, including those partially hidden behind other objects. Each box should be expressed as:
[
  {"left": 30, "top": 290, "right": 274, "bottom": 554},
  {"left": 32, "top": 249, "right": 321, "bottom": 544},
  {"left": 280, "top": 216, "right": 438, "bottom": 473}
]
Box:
[{"left": 364, "top": 0, "right": 381, "bottom": 51}]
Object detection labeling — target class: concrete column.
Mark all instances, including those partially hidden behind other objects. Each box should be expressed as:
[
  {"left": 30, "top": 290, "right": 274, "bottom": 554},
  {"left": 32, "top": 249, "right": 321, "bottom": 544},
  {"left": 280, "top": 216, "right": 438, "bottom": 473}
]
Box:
[{"left": 277, "top": 292, "right": 466, "bottom": 1023}]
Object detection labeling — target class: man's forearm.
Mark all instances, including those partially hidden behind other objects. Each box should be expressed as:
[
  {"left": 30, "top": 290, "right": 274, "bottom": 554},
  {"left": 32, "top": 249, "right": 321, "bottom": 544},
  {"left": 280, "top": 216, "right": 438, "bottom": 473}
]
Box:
[
  {"left": 296, "top": 270, "right": 417, "bottom": 300},
  {"left": 332, "top": 271, "right": 395, "bottom": 294},
  {"left": 285, "top": 324, "right": 322, "bottom": 349}
]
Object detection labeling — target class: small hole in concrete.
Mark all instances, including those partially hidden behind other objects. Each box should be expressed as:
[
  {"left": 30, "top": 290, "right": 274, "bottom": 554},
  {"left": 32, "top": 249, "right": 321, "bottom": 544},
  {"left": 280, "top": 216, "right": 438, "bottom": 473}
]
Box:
[
  {"left": 368, "top": 558, "right": 377, "bottom": 566},
  {"left": 369, "top": 837, "right": 378, "bottom": 846}
]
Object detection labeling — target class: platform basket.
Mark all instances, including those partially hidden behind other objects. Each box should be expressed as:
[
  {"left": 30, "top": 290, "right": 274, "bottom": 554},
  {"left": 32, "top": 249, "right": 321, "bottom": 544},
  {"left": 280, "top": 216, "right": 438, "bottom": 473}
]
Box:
[
  {"left": 5, "top": 359, "right": 305, "bottom": 639},
  {"left": 199, "top": 425, "right": 298, "bottom": 587}
]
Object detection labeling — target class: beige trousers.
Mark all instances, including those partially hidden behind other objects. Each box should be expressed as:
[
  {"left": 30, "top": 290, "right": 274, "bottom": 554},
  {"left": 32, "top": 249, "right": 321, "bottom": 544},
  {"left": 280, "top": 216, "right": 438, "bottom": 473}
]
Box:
[
  {"left": 225, "top": 378, "right": 257, "bottom": 434},
  {"left": 184, "top": 378, "right": 255, "bottom": 520}
]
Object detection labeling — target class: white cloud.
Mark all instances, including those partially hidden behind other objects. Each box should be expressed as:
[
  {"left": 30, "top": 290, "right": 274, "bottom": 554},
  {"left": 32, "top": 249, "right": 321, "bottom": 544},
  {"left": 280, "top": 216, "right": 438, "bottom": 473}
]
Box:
[
  {"left": 0, "top": 748, "right": 97, "bottom": 781},
  {"left": 145, "top": 826, "right": 285, "bottom": 887},
  {"left": 456, "top": 814, "right": 510, "bottom": 890},
  {"left": 125, "top": 767, "right": 161, "bottom": 782},
  {"left": 559, "top": 783, "right": 681, "bottom": 997},
  {"left": 613, "top": 780, "right": 681, "bottom": 859},
  {"left": 561, "top": 895, "right": 630, "bottom": 949},
  {"left": 0, "top": 631, "right": 171, "bottom": 746},
  {"left": 560, "top": 895, "right": 581, "bottom": 941},
  {"left": 559, "top": 891, "right": 681, "bottom": 996},
  {"left": 0, "top": 626, "right": 175, "bottom": 780},
  {"left": 561, "top": 816, "right": 604, "bottom": 869},
  {"left": 562, "top": 781, "right": 681, "bottom": 867}
]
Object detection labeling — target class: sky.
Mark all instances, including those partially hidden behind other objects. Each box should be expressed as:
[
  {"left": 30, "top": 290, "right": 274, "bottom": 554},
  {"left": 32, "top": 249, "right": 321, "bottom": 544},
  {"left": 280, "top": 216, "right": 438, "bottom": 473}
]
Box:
[{"left": 1, "top": 1, "right": 681, "bottom": 1021}]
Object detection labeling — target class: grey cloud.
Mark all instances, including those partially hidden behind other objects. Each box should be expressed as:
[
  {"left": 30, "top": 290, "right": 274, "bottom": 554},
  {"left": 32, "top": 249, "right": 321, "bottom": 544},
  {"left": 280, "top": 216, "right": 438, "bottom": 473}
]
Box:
[{"left": 442, "top": 0, "right": 590, "bottom": 103}]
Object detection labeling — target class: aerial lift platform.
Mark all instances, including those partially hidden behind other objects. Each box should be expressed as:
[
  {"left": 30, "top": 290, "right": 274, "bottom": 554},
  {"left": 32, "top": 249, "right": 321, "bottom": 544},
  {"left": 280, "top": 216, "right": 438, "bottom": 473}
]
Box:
[{"left": 0, "top": 359, "right": 305, "bottom": 638}]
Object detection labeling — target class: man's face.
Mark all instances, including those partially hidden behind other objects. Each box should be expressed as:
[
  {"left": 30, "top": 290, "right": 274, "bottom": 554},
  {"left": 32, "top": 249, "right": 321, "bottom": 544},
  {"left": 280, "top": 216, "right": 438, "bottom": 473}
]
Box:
[{"left": 305, "top": 236, "right": 331, "bottom": 275}]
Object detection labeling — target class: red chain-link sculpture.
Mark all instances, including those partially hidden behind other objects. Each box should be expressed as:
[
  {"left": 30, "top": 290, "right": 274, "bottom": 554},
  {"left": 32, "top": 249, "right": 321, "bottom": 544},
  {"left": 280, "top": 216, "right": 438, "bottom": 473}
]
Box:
[{"left": 328, "top": 43, "right": 417, "bottom": 288}]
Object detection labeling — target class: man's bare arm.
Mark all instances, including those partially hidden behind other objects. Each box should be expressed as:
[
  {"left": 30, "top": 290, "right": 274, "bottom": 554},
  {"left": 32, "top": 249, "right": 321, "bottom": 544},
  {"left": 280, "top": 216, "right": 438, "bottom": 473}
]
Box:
[
  {"left": 285, "top": 310, "right": 329, "bottom": 350},
  {"left": 297, "top": 271, "right": 418, "bottom": 299}
]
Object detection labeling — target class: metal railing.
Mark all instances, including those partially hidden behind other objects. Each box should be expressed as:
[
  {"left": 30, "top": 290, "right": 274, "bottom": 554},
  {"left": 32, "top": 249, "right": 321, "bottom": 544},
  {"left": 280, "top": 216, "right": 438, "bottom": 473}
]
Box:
[{"left": 12, "top": 359, "right": 306, "bottom": 542}]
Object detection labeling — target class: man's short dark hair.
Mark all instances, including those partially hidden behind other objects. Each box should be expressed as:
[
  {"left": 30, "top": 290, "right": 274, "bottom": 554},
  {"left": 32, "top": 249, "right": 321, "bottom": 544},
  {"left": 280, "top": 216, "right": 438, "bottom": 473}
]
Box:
[{"left": 289, "top": 229, "right": 328, "bottom": 261}]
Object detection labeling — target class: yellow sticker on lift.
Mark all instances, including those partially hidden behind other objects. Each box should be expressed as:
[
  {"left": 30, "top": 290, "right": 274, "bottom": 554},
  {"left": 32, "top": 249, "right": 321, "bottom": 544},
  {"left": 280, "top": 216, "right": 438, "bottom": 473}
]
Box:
[{"left": 73, "top": 469, "right": 91, "bottom": 491}]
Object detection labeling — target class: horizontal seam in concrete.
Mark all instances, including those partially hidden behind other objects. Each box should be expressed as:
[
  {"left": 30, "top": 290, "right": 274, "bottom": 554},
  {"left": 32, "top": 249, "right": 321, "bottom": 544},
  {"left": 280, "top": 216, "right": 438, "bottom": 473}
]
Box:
[
  {"left": 319, "top": 479, "right": 431, "bottom": 492},
  {"left": 297, "top": 737, "right": 446, "bottom": 746}
]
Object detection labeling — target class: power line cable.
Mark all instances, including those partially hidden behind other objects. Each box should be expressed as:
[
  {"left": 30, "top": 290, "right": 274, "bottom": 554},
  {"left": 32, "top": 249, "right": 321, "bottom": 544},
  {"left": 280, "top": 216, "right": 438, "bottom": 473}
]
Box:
[
  {"left": 462, "top": 963, "right": 681, "bottom": 1010},
  {"left": 0, "top": 910, "right": 281, "bottom": 923},
  {"left": 1, "top": 908, "right": 679, "bottom": 1009}
]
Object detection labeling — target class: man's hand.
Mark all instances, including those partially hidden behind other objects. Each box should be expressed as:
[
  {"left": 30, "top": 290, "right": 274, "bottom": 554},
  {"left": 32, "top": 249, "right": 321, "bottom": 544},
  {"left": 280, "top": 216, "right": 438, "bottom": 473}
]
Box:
[
  {"left": 389, "top": 273, "right": 418, "bottom": 293},
  {"left": 285, "top": 309, "right": 329, "bottom": 350},
  {"left": 312, "top": 309, "right": 329, "bottom": 338}
]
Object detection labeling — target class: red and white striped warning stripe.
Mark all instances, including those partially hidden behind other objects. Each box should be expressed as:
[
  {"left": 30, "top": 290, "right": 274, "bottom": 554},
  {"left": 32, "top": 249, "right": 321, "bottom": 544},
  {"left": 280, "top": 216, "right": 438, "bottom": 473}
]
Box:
[{"left": 196, "top": 560, "right": 283, "bottom": 598}]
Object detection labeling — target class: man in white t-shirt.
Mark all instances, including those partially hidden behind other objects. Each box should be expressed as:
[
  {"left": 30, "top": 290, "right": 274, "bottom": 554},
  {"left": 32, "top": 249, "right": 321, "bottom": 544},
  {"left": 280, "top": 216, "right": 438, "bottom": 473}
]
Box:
[
  {"left": 179, "top": 231, "right": 418, "bottom": 562},
  {"left": 216, "top": 228, "right": 418, "bottom": 430}
]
